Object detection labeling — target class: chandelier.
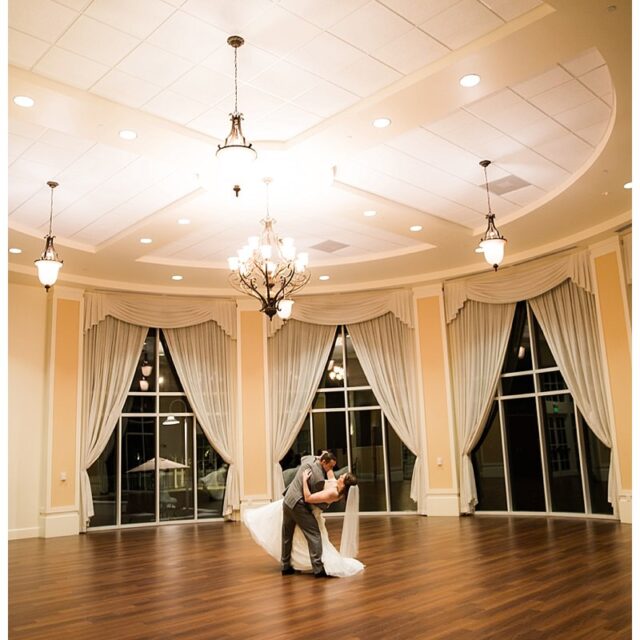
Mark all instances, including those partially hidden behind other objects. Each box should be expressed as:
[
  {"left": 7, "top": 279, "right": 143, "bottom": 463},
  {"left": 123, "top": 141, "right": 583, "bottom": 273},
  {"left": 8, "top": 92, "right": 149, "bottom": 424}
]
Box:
[
  {"left": 216, "top": 35, "right": 256, "bottom": 197},
  {"left": 228, "top": 178, "right": 309, "bottom": 320},
  {"left": 476, "top": 160, "right": 506, "bottom": 271},
  {"left": 34, "top": 180, "right": 63, "bottom": 291}
]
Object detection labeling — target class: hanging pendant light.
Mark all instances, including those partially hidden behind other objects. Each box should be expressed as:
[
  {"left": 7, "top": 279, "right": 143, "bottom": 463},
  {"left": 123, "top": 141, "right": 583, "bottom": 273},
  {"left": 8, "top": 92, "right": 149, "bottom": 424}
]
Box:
[
  {"left": 228, "top": 178, "right": 309, "bottom": 320},
  {"left": 216, "top": 35, "right": 257, "bottom": 196},
  {"left": 477, "top": 160, "right": 506, "bottom": 271},
  {"left": 34, "top": 181, "right": 63, "bottom": 291}
]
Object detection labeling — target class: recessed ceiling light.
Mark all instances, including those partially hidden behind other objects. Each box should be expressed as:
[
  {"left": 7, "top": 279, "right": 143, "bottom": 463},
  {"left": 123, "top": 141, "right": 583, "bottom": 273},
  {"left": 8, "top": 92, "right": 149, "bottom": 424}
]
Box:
[
  {"left": 171, "top": 275, "right": 183, "bottom": 281},
  {"left": 319, "top": 275, "right": 330, "bottom": 281},
  {"left": 624, "top": 182, "right": 632, "bottom": 189},
  {"left": 459, "top": 74, "right": 480, "bottom": 88},
  {"left": 410, "top": 225, "right": 423, "bottom": 232},
  {"left": 372, "top": 117, "right": 391, "bottom": 128},
  {"left": 13, "top": 96, "right": 34, "bottom": 108},
  {"left": 9, "top": 247, "right": 22, "bottom": 254},
  {"left": 140, "top": 238, "right": 153, "bottom": 244},
  {"left": 119, "top": 129, "right": 137, "bottom": 140},
  {"left": 178, "top": 218, "right": 191, "bottom": 225},
  {"left": 363, "top": 210, "right": 377, "bottom": 217}
]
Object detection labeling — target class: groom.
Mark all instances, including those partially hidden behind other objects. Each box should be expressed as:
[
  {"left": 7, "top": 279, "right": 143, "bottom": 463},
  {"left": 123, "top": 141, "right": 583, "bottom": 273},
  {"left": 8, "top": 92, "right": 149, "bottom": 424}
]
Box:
[{"left": 281, "top": 451, "right": 337, "bottom": 578}]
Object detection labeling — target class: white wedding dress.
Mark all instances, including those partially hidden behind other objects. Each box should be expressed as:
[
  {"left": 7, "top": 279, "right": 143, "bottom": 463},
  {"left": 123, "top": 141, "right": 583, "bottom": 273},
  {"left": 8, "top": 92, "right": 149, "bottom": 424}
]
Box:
[{"left": 244, "top": 480, "right": 364, "bottom": 578}]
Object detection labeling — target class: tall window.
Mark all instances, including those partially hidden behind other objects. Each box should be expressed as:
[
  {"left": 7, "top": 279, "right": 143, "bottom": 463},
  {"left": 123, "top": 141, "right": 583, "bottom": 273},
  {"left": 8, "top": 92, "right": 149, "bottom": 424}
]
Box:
[
  {"left": 281, "top": 326, "right": 416, "bottom": 513},
  {"left": 87, "top": 329, "right": 228, "bottom": 528},
  {"left": 472, "top": 302, "right": 612, "bottom": 515}
]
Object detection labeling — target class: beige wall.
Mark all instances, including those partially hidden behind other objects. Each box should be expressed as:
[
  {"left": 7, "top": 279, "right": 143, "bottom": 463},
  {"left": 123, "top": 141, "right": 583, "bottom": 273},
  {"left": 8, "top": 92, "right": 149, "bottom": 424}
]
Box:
[{"left": 8, "top": 282, "right": 48, "bottom": 538}]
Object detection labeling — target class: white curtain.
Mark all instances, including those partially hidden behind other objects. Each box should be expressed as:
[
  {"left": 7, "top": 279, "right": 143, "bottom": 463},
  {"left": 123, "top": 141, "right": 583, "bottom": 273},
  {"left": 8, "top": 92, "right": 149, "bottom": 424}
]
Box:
[
  {"left": 348, "top": 313, "right": 425, "bottom": 511},
  {"left": 529, "top": 280, "right": 617, "bottom": 507},
  {"left": 80, "top": 316, "right": 147, "bottom": 529},
  {"left": 447, "top": 301, "right": 516, "bottom": 512},
  {"left": 268, "top": 321, "right": 336, "bottom": 497},
  {"left": 163, "top": 322, "right": 240, "bottom": 517},
  {"left": 444, "top": 250, "right": 592, "bottom": 323},
  {"left": 620, "top": 231, "right": 632, "bottom": 285}
]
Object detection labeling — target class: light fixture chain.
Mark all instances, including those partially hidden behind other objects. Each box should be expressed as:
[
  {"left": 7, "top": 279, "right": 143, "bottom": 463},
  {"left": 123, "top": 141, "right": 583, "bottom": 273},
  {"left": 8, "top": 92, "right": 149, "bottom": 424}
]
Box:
[
  {"left": 49, "top": 184, "right": 54, "bottom": 236},
  {"left": 234, "top": 45, "right": 238, "bottom": 114},
  {"left": 483, "top": 164, "right": 492, "bottom": 216}
]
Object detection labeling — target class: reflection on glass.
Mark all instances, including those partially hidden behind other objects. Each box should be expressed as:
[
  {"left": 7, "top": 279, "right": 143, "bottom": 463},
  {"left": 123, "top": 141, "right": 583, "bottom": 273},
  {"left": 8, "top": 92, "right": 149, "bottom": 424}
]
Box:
[
  {"left": 159, "top": 395, "right": 192, "bottom": 415},
  {"left": 347, "top": 389, "right": 378, "bottom": 407},
  {"left": 312, "top": 392, "right": 345, "bottom": 410},
  {"left": 130, "top": 329, "right": 156, "bottom": 392},
  {"left": 472, "top": 402, "right": 507, "bottom": 511},
  {"left": 312, "top": 412, "right": 348, "bottom": 468},
  {"left": 538, "top": 371, "right": 567, "bottom": 392},
  {"left": 531, "top": 312, "right": 557, "bottom": 369},
  {"left": 159, "top": 417, "right": 194, "bottom": 521},
  {"left": 503, "top": 397, "right": 545, "bottom": 511},
  {"left": 280, "top": 415, "right": 311, "bottom": 484},
  {"left": 158, "top": 332, "right": 183, "bottom": 392},
  {"left": 500, "top": 374, "right": 534, "bottom": 396},
  {"left": 580, "top": 416, "right": 613, "bottom": 515},
  {"left": 121, "top": 417, "right": 156, "bottom": 524},
  {"left": 319, "top": 328, "right": 344, "bottom": 388},
  {"left": 345, "top": 330, "right": 368, "bottom": 387},
  {"left": 541, "top": 395, "right": 584, "bottom": 513},
  {"left": 88, "top": 429, "right": 118, "bottom": 526},
  {"left": 386, "top": 424, "right": 416, "bottom": 511},
  {"left": 196, "top": 424, "right": 227, "bottom": 518},
  {"left": 122, "top": 395, "right": 155, "bottom": 414},
  {"left": 502, "top": 302, "right": 532, "bottom": 373}
]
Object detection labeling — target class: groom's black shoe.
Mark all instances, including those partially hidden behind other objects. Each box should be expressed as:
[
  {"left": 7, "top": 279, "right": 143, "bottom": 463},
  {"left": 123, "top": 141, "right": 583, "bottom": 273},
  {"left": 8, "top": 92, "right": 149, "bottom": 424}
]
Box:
[
  {"left": 281, "top": 567, "right": 298, "bottom": 575},
  {"left": 314, "top": 569, "right": 330, "bottom": 578}
]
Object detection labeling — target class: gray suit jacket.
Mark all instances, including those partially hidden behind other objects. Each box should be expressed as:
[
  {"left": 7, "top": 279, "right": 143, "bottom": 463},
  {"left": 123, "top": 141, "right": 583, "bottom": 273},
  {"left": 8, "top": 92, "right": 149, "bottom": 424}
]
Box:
[{"left": 283, "top": 455, "right": 329, "bottom": 511}]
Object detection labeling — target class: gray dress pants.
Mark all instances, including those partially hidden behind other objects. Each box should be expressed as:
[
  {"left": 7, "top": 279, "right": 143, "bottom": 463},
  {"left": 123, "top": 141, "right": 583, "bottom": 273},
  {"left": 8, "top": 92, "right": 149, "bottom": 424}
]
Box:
[{"left": 281, "top": 499, "right": 324, "bottom": 574}]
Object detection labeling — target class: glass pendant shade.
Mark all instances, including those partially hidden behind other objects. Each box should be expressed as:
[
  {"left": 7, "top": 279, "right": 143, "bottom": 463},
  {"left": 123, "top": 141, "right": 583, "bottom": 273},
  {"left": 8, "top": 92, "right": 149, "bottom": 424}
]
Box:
[
  {"left": 139, "top": 378, "right": 149, "bottom": 391},
  {"left": 141, "top": 363, "right": 153, "bottom": 377},
  {"left": 277, "top": 299, "right": 294, "bottom": 319},
  {"left": 476, "top": 160, "right": 506, "bottom": 271},
  {"left": 34, "top": 181, "right": 63, "bottom": 291}
]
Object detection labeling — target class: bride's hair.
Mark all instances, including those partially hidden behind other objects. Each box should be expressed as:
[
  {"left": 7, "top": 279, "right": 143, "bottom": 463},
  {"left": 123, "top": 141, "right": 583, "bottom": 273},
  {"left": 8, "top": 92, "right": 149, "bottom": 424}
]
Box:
[{"left": 339, "top": 472, "right": 358, "bottom": 498}]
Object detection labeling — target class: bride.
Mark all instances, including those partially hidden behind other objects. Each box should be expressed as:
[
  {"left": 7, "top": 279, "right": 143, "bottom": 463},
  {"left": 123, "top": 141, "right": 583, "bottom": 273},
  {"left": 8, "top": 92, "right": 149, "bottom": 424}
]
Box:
[{"left": 244, "top": 461, "right": 364, "bottom": 578}]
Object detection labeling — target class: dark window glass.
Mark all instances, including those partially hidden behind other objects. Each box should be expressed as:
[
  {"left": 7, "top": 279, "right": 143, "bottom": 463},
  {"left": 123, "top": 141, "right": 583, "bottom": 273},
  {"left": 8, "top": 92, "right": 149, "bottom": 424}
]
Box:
[
  {"left": 122, "top": 394, "right": 155, "bottom": 414},
  {"left": 502, "top": 302, "right": 533, "bottom": 373},
  {"left": 158, "top": 331, "right": 183, "bottom": 392},
  {"left": 312, "top": 391, "right": 345, "bottom": 410},
  {"left": 531, "top": 311, "right": 557, "bottom": 368},
  {"left": 347, "top": 389, "right": 378, "bottom": 407},
  {"left": 319, "top": 328, "right": 344, "bottom": 388},
  {"left": 121, "top": 416, "right": 156, "bottom": 524},
  {"left": 345, "top": 330, "right": 368, "bottom": 387},
  {"left": 159, "top": 416, "right": 194, "bottom": 521},
  {"left": 501, "top": 374, "right": 535, "bottom": 396},
  {"left": 386, "top": 424, "right": 416, "bottom": 511},
  {"left": 540, "top": 395, "right": 584, "bottom": 513},
  {"left": 129, "top": 329, "right": 156, "bottom": 392},
  {"left": 87, "top": 429, "right": 118, "bottom": 526},
  {"left": 196, "top": 424, "right": 227, "bottom": 519},
  {"left": 312, "top": 412, "right": 348, "bottom": 466},
  {"left": 503, "top": 397, "right": 545, "bottom": 511},
  {"left": 580, "top": 416, "right": 613, "bottom": 515},
  {"left": 472, "top": 402, "right": 507, "bottom": 511},
  {"left": 280, "top": 415, "right": 311, "bottom": 475},
  {"left": 538, "top": 370, "right": 567, "bottom": 392},
  {"left": 159, "top": 395, "right": 192, "bottom": 415}
]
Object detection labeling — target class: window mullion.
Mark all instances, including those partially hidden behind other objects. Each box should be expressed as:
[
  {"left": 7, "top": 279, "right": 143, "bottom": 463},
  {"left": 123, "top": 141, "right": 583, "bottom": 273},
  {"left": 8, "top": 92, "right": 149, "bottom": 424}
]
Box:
[
  {"left": 536, "top": 395, "right": 552, "bottom": 513},
  {"left": 575, "top": 410, "right": 592, "bottom": 514},
  {"left": 381, "top": 414, "right": 391, "bottom": 512},
  {"left": 498, "top": 399, "right": 512, "bottom": 511},
  {"left": 117, "top": 416, "right": 122, "bottom": 526}
]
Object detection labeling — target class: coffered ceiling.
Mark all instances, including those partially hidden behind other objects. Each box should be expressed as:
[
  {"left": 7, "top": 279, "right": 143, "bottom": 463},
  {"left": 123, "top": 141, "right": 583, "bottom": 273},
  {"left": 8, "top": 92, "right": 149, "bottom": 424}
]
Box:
[{"left": 7, "top": 0, "right": 631, "bottom": 294}]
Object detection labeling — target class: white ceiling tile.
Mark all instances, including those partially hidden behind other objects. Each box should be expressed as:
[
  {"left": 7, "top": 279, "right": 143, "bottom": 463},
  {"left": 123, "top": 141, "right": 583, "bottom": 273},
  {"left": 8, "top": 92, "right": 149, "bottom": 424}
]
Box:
[
  {"left": 181, "top": 0, "right": 272, "bottom": 33},
  {"left": 8, "top": 0, "right": 78, "bottom": 44},
  {"left": 579, "top": 65, "right": 612, "bottom": 97},
  {"left": 378, "top": 0, "right": 460, "bottom": 25},
  {"left": 293, "top": 81, "right": 359, "bottom": 118},
  {"left": 142, "top": 90, "right": 209, "bottom": 125},
  {"left": 8, "top": 177, "right": 42, "bottom": 214},
  {"left": 170, "top": 66, "right": 234, "bottom": 105},
  {"left": 330, "top": 1, "right": 413, "bottom": 54},
  {"left": 497, "top": 147, "right": 569, "bottom": 191},
  {"left": 332, "top": 56, "right": 401, "bottom": 98},
  {"left": 509, "top": 117, "right": 567, "bottom": 147},
  {"left": 374, "top": 27, "right": 449, "bottom": 74},
  {"left": 243, "top": 5, "right": 322, "bottom": 57},
  {"left": 561, "top": 47, "right": 606, "bottom": 77},
  {"left": 221, "top": 84, "right": 284, "bottom": 122},
  {"left": 535, "top": 133, "right": 593, "bottom": 172},
  {"left": 85, "top": 0, "right": 176, "bottom": 39},
  {"left": 479, "top": 0, "right": 542, "bottom": 21},
  {"left": 511, "top": 65, "right": 573, "bottom": 99},
  {"left": 52, "top": 0, "right": 92, "bottom": 9},
  {"left": 33, "top": 47, "right": 110, "bottom": 90},
  {"left": 420, "top": 0, "right": 503, "bottom": 50},
  {"left": 9, "top": 134, "right": 35, "bottom": 161},
  {"left": 38, "top": 129, "right": 95, "bottom": 155},
  {"left": 500, "top": 183, "right": 547, "bottom": 206},
  {"left": 250, "top": 60, "right": 321, "bottom": 101},
  {"left": 10, "top": 158, "right": 62, "bottom": 186},
  {"left": 287, "top": 32, "right": 364, "bottom": 79},
  {"left": 117, "top": 43, "right": 194, "bottom": 87},
  {"left": 160, "top": 0, "right": 185, "bottom": 6},
  {"left": 8, "top": 28, "right": 50, "bottom": 69},
  {"left": 601, "top": 92, "right": 613, "bottom": 107},
  {"left": 554, "top": 98, "right": 611, "bottom": 135},
  {"left": 147, "top": 10, "right": 226, "bottom": 63},
  {"left": 466, "top": 88, "right": 523, "bottom": 119},
  {"left": 253, "top": 104, "right": 321, "bottom": 140},
  {"left": 8, "top": 119, "right": 47, "bottom": 140},
  {"left": 57, "top": 16, "right": 138, "bottom": 67},
  {"left": 58, "top": 144, "right": 138, "bottom": 182},
  {"left": 200, "top": 43, "right": 279, "bottom": 81},
  {"left": 279, "top": 0, "right": 368, "bottom": 29},
  {"left": 575, "top": 120, "right": 609, "bottom": 146},
  {"left": 187, "top": 106, "right": 239, "bottom": 139},
  {"left": 425, "top": 109, "right": 479, "bottom": 135},
  {"left": 466, "top": 93, "right": 547, "bottom": 135},
  {"left": 21, "top": 141, "right": 87, "bottom": 172},
  {"left": 91, "top": 69, "right": 163, "bottom": 108},
  {"left": 529, "top": 79, "right": 596, "bottom": 116}
]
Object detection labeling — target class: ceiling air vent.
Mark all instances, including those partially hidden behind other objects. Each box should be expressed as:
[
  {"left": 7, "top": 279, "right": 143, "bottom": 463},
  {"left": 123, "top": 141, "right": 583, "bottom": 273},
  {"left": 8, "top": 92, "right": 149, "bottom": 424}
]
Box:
[
  {"left": 310, "top": 240, "right": 350, "bottom": 253},
  {"left": 486, "top": 175, "right": 531, "bottom": 195}
]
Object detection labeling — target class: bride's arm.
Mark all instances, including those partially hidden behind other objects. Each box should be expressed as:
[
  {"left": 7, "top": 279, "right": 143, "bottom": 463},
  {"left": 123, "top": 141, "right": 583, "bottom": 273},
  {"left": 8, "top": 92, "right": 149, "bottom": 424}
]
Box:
[{"left": 302, "top": 470, "right": 338, "bottom": 504}]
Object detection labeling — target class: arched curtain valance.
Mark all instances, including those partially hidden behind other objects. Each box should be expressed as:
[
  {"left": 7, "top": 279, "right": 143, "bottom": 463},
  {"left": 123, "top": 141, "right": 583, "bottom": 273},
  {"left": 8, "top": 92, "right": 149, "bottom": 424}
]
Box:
[
  {"left": 267, "top": 288, "right": 414, "bottom": 337},
  {"left": 444, "top": 250, "right": 592, "bottom": 323},
  {"left": 84, "top": 291, "right": 237, "bottom": 338}
]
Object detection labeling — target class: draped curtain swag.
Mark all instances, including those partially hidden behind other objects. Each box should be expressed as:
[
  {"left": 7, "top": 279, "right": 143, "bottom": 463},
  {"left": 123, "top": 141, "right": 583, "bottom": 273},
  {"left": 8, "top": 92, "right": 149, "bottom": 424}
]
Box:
[
  {"left": 447, "top": 301, "right": 516, "bottom": 513},
  {"left": 268, "top": 321, "right": 336, "bottom": 496},
  {"left": 268, "top": 289, "right": 414, "bottom": 336},
  {"left": 529, "top": 281, "right": 617, "bottom": 508},
  {"left": 84, "top": 291, "right": 237, "bottom": 338},
  {"left": 80, "top": 316, "right": 147, "bottom": 529},
  {"left": 163, "top": 322, "right": 239, "bottom": 516},
  {"left": 444, "top": 250, "right": 592, "bottom": 323}
]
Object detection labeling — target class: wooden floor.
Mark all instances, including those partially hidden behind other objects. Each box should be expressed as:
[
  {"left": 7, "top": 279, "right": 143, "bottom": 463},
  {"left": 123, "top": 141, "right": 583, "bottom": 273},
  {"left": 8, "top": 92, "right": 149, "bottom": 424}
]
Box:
[{"left": 9, "top": 515, "right": 630, "bottom": 640}]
